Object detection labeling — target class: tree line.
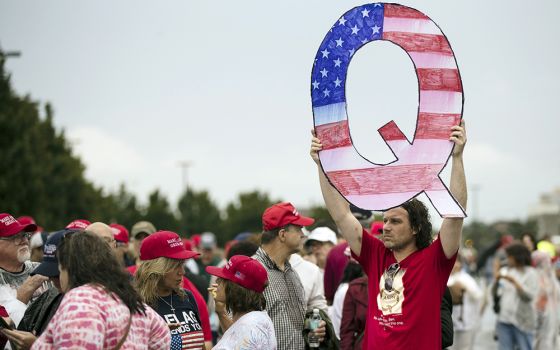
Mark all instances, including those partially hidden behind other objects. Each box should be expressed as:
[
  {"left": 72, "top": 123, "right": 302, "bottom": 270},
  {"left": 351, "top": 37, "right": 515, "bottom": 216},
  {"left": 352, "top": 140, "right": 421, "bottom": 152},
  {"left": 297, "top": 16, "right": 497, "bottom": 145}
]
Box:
[
  {"left": 0, "top": 50, "right": 338, "bottom": 242},
  {"left": 0, "top": 48, "right": 535, "bottom": 247}
]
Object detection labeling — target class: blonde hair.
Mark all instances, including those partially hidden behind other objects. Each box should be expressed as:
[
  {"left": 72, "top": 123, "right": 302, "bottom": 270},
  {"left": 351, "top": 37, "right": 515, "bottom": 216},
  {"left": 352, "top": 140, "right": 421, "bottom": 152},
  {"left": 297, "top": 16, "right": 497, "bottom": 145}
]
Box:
[{"left": 135, "top": 257, "right": 186, "bottom": 307}]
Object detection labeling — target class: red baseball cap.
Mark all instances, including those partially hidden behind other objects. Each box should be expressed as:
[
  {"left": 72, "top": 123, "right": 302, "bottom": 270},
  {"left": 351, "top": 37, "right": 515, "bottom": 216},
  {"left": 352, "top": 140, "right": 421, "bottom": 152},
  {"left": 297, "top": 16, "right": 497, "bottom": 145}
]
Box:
[
  {"left": 140, "top": 231, "right": 200, "bottom": 261},
  {"left": 0, "top": 213, "right": 37, "bottom": 238},
  {"left": 110, "top": 224, "right": 129, "bottom": 244},
  {"left": 370, "top": 221, "right": 384, "bottom": 235},
  {"left": 182, "top": 238, "right": 193, "bottom": 251},
  {"left": 17, "top": 216, "right": 36, "bottom": 226},
  {"left": 191, "top": 234, "right": 201, "bottom": 248},
  {"left": 18, "top": 216, "right": 42, "bottom": 233},
  {"left": 66, "top": 219, "right": 91, "bottom": 230},
  {"left": 206, "top": 255, "right": 268, "bottom": 293},
  {"left": 262, "top": 202, "right": 314, "bottom": 231}
]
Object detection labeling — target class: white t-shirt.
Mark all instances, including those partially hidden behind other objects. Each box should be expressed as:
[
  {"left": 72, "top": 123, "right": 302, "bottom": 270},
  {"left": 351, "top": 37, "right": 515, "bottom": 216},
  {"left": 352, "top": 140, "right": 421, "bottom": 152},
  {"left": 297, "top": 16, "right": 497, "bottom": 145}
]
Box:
[
  {"left": 289, "top": 254, "right": 328, "bottom": 312},
  {"left": 329, "top": 282, "right": 349, "bottom": 339},
  {"left": 447, "top": 270, "right": 484, "bottom": 331},
  {"left": 213, "top": 311, "right": 277, "bottom": 350},
  {"left": 496, "top": 266, "right": 538, "bottom": 333}
]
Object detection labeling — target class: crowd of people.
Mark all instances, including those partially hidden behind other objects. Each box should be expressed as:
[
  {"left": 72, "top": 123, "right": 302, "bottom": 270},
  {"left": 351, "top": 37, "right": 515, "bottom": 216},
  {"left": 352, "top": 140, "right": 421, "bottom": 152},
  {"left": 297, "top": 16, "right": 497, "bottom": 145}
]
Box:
[{"left": 1, "top": 122, "right": 559, "bottom": 349}]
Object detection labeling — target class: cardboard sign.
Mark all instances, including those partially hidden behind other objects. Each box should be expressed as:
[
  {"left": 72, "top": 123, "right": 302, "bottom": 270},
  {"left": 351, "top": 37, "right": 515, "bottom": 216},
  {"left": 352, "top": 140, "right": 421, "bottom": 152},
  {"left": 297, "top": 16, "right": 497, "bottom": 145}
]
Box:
[{"left": 312, "top": 3, "right": 466, "bottom": 218}]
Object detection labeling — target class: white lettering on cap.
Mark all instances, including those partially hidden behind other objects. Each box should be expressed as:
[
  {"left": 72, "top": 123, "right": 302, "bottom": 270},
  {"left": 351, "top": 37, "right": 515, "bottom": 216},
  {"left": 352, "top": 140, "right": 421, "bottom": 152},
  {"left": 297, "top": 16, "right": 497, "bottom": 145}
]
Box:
[
  {"left": 44, "top": 244, "right": 56, "bottom": 257},
  {"left": 167, "top": 237, "right": 183, "bottom": 248},
  {"left": 0, "top": 215, "right": 17, "bottom": 226}
]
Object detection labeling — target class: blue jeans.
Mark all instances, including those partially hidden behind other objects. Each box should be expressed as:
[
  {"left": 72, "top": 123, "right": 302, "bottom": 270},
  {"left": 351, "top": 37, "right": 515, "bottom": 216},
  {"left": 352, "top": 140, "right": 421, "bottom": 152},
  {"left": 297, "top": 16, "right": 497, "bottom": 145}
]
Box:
[{"left": 496, "top": 322, "right": 533, "bottom": 350}]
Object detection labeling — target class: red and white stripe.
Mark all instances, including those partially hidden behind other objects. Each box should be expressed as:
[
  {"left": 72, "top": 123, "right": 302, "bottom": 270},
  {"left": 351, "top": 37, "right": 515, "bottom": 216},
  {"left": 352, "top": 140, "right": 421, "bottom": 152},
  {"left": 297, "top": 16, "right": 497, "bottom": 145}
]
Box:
[
  {"left": 317, "top": 3, "right": 465, "bottom": 217},
  {"left": 182, "top": 331, "right": 205, "bottom": 349}
]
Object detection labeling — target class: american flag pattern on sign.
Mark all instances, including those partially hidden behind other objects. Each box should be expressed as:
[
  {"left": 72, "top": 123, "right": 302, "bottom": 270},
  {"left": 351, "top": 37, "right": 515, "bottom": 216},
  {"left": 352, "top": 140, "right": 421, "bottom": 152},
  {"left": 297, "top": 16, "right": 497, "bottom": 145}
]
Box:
[
  {"left": 170, "top": 331, "right": 204, "bottom": 350},
  {"left": 311, "top": 3, "right": 466, "bottom": 218}
]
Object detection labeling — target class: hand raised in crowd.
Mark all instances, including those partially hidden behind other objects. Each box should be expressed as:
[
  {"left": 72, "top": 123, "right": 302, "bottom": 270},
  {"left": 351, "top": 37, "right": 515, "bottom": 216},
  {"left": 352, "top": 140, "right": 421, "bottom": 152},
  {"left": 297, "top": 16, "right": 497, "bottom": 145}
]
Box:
[
  {"left": 310, "top": 129, "right": 322, "bottom": 165},
  {"left": 16, "top": 275, "right": 49, "bottom": 304},
  {"left": 450, "top": 120, "right": 467, "bottom": 157},
  {"left": 0, "top": 328, "right": 37, "bottom": 350}
]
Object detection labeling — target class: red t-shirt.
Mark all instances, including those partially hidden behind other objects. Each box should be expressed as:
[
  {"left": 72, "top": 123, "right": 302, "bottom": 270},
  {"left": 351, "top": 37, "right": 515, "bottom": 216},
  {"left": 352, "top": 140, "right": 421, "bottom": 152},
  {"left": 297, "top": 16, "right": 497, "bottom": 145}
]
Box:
[
  {"left": 126, "top": 265, "right": 212, "bottom": 342},
  {"left": 352, "top": 229, "right": 456, "bottom": 350}
]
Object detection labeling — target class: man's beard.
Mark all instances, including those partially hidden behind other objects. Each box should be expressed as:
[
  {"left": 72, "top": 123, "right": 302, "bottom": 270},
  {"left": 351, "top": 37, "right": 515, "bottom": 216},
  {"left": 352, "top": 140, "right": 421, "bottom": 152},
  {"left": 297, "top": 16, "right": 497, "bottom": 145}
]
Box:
[
  {"left": 17, "top": 246, "right": 31, "bottom": 263},
  {"left": 383, "top": 236, "right": 414, "bottom": 252}
]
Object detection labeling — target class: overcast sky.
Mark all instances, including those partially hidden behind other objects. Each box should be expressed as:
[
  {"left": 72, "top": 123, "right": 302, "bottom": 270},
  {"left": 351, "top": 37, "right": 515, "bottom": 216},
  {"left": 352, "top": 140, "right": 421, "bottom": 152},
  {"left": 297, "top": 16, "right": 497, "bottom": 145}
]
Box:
[{"left": 1, "top": 0, "right": 559, "bottom": 227}]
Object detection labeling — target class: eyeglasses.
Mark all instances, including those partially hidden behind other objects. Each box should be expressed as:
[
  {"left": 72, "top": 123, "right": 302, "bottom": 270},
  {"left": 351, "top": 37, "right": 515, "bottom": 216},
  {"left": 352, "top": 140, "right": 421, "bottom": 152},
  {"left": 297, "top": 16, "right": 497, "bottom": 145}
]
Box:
[
  {"left": 0, "top": 231, "right": 32, "bottom": 245},
  {"left": 384, "top": 263, "right": 400, "bottom": 292}
]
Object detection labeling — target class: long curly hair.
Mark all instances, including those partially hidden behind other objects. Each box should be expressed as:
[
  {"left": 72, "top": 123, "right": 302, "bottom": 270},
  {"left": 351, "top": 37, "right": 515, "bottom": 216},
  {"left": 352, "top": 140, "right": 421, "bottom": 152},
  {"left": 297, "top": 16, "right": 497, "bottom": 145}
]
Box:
[
  {"left": 400, "top": 198, "right": 433, "bottom": 250},
  {"left": 134, "top": 257, "right": 186, "bottom": 308},
  {"left": 57, "top": 230, "right": 146, "bottom": 314}
]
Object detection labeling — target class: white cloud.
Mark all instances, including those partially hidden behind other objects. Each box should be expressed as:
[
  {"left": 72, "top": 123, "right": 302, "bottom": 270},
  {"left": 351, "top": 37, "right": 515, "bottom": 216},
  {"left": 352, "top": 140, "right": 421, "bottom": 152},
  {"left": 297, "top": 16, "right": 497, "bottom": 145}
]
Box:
[
  {"left": 464, "top": 142, "right": 517, "bottom": 168},
  {"left": 67, "top": 126, "right": 148, "bottom": 194}
]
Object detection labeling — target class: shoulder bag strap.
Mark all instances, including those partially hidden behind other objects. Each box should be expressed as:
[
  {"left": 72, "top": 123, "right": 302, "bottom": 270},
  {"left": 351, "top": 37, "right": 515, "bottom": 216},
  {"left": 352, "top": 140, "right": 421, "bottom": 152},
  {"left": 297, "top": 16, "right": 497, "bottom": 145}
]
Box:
[{"left": 115, "top": 313, "right": 133, "bottom": 350}]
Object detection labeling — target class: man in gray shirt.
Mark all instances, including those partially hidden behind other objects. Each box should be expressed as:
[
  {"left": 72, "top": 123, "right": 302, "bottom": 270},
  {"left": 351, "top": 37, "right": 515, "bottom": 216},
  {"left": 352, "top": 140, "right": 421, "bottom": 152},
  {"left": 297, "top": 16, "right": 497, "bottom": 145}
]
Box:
[
  {"left": 254, "top": 202, "right": 326, "bottom": 350},
  {"left": 0, "top": 213, "right": 48, "bottom": 327}
]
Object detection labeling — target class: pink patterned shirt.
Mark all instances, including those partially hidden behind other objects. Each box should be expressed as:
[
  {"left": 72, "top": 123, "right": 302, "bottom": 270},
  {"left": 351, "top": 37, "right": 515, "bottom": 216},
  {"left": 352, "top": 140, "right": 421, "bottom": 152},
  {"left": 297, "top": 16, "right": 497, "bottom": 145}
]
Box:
[{"left": 31, "top": 284, "right": 171, "bottom": 350}]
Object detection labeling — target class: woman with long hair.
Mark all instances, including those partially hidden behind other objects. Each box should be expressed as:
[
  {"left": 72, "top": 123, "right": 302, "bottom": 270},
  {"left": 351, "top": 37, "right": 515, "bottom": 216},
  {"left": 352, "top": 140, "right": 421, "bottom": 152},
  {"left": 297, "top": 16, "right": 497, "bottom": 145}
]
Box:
[
  {"left": 31, "top": 230, "right": 170, "bottom": 349},
  {"left": 135, "top": 231, "right": 208, "bottom": 350},
  {"left": 207, "top": 255, "right": 276, "bottom": 349},
  {"left": 493, "top": 242, "right": 538, "bottom": 350}
]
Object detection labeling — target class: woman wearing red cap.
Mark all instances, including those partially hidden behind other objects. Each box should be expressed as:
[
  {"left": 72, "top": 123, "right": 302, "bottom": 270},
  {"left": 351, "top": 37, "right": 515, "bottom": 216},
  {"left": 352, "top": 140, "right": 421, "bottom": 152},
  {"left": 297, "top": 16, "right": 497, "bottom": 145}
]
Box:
[
  {"left": 207, "top": 255, "right": 276, "bottom": 350},
  {"left": 135, "top": 231, "right": 209, "bottom": 350}
]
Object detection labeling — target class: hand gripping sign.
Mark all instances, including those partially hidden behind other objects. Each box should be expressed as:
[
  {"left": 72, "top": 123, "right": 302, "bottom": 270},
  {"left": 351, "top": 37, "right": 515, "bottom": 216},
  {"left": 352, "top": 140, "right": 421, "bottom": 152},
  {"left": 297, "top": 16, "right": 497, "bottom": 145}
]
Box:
[{"left": 311, "top": 3, "right": 466, "bottom": 218}]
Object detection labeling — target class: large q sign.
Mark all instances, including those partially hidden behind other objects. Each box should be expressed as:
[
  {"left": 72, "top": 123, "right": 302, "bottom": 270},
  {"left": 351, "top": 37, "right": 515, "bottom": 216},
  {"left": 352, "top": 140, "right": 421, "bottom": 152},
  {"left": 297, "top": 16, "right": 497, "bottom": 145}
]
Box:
[{"left": 312, "top": 3, "right": 466, "bottom": 218}]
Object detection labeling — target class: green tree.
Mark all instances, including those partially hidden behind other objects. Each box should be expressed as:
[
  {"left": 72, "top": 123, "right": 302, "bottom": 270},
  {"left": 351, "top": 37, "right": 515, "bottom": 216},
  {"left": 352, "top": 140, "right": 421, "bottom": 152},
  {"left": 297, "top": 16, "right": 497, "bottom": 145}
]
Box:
[
  {"left": 0, "top": 52, "right": 110, "bottom": 229},
  {"left": 306, "top": 205, "right": 337, "bottom": 232},
  {"left": 177, "top": 188, "right": 222, "bottom": 236},
  {"left": 103, "top": 184, "right": 143, "bottom": 228},
  {"left": 144, "top": 189, "right": 179, "bottom": 233},
  {"left": 222, "top": 190, "right": 279, "bottom": 241}
]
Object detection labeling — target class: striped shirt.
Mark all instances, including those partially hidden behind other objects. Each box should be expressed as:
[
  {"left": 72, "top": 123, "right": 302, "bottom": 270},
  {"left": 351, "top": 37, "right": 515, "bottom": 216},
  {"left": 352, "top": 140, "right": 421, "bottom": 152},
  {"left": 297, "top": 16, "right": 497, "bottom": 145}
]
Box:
[
  {"left": 31, "top": 284, "right": 170, "bottom": 349},
  {"left": 254, "top": 248, "right": 306, "bottom": 350}
]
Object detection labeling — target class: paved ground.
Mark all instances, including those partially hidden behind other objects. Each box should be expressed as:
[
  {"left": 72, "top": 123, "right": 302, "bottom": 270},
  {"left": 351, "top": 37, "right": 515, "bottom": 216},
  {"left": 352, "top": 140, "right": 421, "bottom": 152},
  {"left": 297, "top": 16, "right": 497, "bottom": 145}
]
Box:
[{"left": 472, "top": 305, "right": 498, "bottom": 350}]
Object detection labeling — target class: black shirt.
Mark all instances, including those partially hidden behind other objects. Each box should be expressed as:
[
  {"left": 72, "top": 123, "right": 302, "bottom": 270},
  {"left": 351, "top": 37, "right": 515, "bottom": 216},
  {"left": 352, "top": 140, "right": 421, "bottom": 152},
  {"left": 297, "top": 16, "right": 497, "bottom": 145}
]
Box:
[{"left": 155, "top": 290, "right": 205, "bottom": 350}]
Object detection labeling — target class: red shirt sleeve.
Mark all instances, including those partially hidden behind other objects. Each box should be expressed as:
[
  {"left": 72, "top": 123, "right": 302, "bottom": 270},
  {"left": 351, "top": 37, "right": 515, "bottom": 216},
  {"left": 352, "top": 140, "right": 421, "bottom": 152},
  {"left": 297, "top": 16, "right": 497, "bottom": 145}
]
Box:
[
  {"left": 431, "top": 234, "right": 458, "bottom": 296},
  {"left": 351, "top": 228, "right": 386, "bottom": 277},
  {"left": 182, "top": 277, "right": 212, "bottom": 341}
]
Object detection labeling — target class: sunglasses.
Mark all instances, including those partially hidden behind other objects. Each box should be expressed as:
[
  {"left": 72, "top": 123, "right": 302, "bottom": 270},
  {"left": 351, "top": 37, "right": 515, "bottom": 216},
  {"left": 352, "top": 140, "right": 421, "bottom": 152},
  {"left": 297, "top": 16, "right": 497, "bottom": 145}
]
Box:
[
  {"left": 0, "top": 231, "right": 32, "bottom": 245},
  {"left": 384, "top": 263, "right": 400, "bottom": 292}
]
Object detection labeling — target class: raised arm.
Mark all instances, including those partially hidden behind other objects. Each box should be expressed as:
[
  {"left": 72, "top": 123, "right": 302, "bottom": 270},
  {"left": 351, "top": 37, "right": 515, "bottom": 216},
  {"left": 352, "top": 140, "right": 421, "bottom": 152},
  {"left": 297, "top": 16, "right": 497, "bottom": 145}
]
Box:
[
  {"left": 440, "top": 120, "right": 467, "bottom": 258},
  {"left": 310, "top": 131, "right": 363, "bottom": 256}
]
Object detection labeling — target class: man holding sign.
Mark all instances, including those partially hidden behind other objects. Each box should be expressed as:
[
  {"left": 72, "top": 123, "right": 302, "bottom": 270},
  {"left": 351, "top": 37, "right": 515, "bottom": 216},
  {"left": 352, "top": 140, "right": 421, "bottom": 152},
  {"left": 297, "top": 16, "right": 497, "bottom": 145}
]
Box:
[{"left": 310, "top": 121, "right": 467, "bottom": 349}]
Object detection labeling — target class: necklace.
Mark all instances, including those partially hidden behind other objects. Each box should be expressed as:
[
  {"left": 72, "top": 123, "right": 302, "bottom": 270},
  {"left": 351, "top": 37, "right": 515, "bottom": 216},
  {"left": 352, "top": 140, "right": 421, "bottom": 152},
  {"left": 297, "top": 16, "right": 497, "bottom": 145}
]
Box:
[{"left": 158, "top": 294, "right": 175, "bottom": 313}]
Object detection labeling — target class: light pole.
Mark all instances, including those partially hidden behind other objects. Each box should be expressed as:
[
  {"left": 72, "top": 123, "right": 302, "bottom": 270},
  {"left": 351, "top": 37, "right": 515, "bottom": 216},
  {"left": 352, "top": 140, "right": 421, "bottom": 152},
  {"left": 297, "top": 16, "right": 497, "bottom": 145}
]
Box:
[
  {"left": 178, "top": 161, "right": 193, "bottom": 194},
  {"left": 0, "top": 50, "right": 22, "bottom": 63}
]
